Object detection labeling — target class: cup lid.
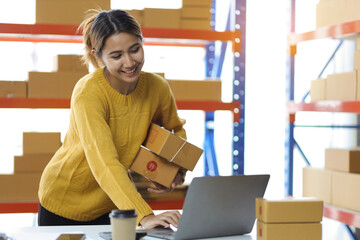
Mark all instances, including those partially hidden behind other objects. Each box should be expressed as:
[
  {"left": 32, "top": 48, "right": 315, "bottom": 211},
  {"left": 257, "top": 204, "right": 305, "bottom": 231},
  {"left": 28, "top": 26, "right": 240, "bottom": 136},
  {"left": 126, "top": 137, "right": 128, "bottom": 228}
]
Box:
[{"left": 109, "top": 209, "right": 137, "bottom": 218}]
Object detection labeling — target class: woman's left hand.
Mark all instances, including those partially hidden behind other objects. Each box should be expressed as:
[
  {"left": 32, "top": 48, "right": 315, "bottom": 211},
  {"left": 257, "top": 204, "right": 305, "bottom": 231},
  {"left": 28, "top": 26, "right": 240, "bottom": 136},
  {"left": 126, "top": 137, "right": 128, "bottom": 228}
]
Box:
[{"left": 147, "top": 169, "right": 186, "bottom": 194}]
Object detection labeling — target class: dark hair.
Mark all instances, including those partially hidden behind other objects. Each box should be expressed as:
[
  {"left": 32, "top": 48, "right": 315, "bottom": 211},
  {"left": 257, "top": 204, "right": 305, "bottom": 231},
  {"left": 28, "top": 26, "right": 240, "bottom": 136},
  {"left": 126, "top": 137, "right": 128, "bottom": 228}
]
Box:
[{"left": 79, "top": 9, "right": 143, "bottom": 69}]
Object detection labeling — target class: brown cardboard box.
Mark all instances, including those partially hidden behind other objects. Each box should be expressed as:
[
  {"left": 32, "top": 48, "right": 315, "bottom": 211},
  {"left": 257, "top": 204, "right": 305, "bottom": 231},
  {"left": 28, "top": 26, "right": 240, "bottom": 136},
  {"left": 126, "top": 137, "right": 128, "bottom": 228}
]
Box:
[
  {"left": 325, "top": 148, "right": 360, "bottom": 173},
  {"left": 143, "top": 8, "right": 181, "bottom": 29},
  {"left": 180, "top": 19, "right": 211, "bottom": 30},
  {"left": 256, "top": 197, "right": 323, "bottom": 223},
  {"left": 23, "top": 132, "right": 61, "bottom": 155},
  {"left": 181, "top": 6, "right": 211, "bottom": 19},
  {"left": 354, "top": 50, "right": 360, "bottom": 70},
  {"left": 310, "top": 78, "right": 326, "bottom": 101},
  {"left": 303, "top": 167, "right": 332, "bottom": 204},
  {"left": 332, "top": 171, "right": 360, "bottom": 211},
  {"left": 53, "top": 55, "right": 89, "bottom": 72},
  {"left": 168, "top": 79, "right": 221, "bottom": 101},
  {"left": 28, "top": 71, "right": 87, "bottom": 98},
  {"left": 130, "top": 146, "right": 180, "bottom": 188},
  {"left": 14, "top": 154, "right": 53, "bottom": 173},
  {"left": 36, "top": 0, "right": 110, "bottom": 25},
  {"left": 0, "top": 81, "right": 27, "bottom": 98},
  {"left": 182, "top": 0, "right": 212, "bottom": 7},
  {"left": 0, "top": 174, "right": 42, "bottom": 201},
  {"left": 143, "top": 123, "right": 203, "bottom": 171},
  {"left": 357, "top": 38, "right": 360, "bottom": 51},
  {"left": 257, "top": 220, "right": 322, "bottom": 240},
  {"left": 326, "top": 71, "right": 357, "bottom": 101},
  {"left": 126, "top": 10, "right": 144, "bottom": 26}
]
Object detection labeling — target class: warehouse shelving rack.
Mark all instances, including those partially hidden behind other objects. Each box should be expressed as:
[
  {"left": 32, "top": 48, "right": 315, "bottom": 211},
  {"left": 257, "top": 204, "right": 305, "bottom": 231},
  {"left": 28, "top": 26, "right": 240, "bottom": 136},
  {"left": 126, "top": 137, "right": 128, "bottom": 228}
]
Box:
[
  {"left": 286, "top": 0, "right": 360, "bottom": 236},
  {"left": 0, "top": 0, "right": 244, "bottom": 213}
]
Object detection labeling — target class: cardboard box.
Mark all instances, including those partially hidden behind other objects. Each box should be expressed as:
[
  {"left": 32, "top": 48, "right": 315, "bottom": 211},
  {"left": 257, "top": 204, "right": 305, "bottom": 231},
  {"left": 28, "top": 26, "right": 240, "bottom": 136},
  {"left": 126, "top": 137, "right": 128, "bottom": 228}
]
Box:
[
  {"left": 0, "top": 174, "right": 42, "bottom": 201},
  {"left": 143, "top": 8, "right": 181, "bottom": 29},
  {"left": 357, "top": 38, "right": 360, "bottom": 51},
  {"left": 326, "top": 71, "right": 357, "bottom": 101},
  {"left": 0, "top": 81, "right": 27, "bottom": 98},
  {"left": 23, "top": 132, "right": 61, "bottom": 155},
  {"left": 180, "top": 19, "right": 211, "bottom": 30},
  {"left": 143, "top": 123, "right": 203, "bottom": 171},
  {"left": 325, "top": 148, "right": 360, "bottom": 173},
  {"left": 310, "top": 78, "right": 326, "bottom": 101},
  {"left": 332, "top": 171, "right": 360, "bottom": 211},
  {"left": 28, "top": 71, "right": 87, "bottom": 98},
  {"left": 126, "top": 10, "right": 144, "bottom": 26},
  {"left": 168, "top": 79, "right": 221, "bottom": 101},
  {"left": 53, "top": 55, "right": 89, "bottom": 72},
  {"left": 354, "top": 50, "right": 360, "bottom": 70},
  {"left": 182, "top": 0, "right": 212, "bottom": 7},
  {"left": 14, "top": 154, "right": 53, "bottom": 173},
  {"left": 257, "top": 220, "right": 322, "bottom": 240},
  {"left": 130, "top": 146, "right": 180, "bottom": 188},
  {"left": 181, "top": 6, "right": 211, "bottom": 19},
  {"left": 256, "top": 197, "right": 323, "bottom": 223},
  {"left": 36, "top": 0, "right": 110, "bottom": 25},
  {"left": 303, "top": 167, "right": 332, "bottom": 204}
]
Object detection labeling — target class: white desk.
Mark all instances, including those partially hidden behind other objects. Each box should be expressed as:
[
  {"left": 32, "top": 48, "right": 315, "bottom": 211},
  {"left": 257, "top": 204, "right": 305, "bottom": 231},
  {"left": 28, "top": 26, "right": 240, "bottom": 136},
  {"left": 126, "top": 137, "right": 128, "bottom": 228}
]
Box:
[{"left": 8, "top": 225, "right": 255, "bottom": 240}]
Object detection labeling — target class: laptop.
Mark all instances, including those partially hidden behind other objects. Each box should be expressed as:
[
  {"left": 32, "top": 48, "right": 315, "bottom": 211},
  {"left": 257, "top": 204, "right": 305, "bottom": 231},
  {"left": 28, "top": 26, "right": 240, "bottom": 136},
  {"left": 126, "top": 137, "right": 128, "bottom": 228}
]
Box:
[{"left": 145, "top": 174, "right": 270, "bottom": 240}]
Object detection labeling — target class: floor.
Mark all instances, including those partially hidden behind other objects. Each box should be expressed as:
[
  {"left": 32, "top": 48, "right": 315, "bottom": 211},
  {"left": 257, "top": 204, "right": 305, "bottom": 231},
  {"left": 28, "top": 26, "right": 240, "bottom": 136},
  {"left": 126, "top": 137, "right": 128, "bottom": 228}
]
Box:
[{"left": 0, "top": 213, "right": 356, "bottom": 239}]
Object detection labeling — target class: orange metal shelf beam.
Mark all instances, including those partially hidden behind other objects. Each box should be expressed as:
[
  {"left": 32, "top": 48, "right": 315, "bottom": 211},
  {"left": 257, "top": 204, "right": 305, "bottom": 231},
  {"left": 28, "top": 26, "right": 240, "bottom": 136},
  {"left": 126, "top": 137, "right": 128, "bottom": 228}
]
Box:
[
  {"left": 0, "top": 200, "right": 184, "bottom": 213},
  {"left": 288, "top": 19, "right": 360, "bottom": 45},
  {"left": 288, "top": 101, "right": 360, "bottom": 114},
  {"left": 324, "top": 204, "right": 360, "bottom": 229}
]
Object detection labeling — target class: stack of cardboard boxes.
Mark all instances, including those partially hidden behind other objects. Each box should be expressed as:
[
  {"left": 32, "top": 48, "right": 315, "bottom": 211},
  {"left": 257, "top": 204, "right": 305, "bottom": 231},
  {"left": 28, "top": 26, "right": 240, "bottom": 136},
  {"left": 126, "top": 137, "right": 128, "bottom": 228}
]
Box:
[
  {"left": 130, "top": 123, "right": 203, "bottom": 188},
  {"left": 256, "top": 198, "right": 323, "bottom": 240},
  {"left": 0, "top": 81, "right": 27, "bottom": 98},
  {"left": 310, "top": 38, "right": 360, "bottom": 101},
  {"left": 128, "top": 0, "right": 212, "bottom": 30},
  {"left": 316, "top": 0, "right": 360, "bottom": 28},
  {"left": 28, "top": 55, "right": 88, "bottom": 99},
  {"left": 0, "top": 132, "right": 61, "bottom": 201},
  {"left": 303, "top": 148, "right": 360, "bottom": 212}
]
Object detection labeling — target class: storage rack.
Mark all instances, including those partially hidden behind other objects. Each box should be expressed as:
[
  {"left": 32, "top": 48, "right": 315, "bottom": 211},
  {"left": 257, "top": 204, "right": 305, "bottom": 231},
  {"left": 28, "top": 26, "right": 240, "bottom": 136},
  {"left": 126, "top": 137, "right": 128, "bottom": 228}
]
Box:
[
  {"left": 0, "top": 0, "right": 244, "bottom": 213},
  {"left": 286, "top": 0, "right": 360, "bottom": 236}
]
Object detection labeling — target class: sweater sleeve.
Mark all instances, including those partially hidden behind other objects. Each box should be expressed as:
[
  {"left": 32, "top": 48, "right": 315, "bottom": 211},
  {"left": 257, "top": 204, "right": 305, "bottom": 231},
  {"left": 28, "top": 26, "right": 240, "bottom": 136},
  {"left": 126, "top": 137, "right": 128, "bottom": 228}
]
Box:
[{"left": 72, "top": 91, "right": 153, "bottom": 225}]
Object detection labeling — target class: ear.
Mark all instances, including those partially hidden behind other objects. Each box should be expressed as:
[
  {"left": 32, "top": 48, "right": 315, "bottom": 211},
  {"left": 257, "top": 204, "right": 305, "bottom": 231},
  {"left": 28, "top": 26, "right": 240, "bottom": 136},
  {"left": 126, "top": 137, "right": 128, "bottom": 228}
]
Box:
[{"left": 91, "top": 49, "right": 104, "bottom": 66}]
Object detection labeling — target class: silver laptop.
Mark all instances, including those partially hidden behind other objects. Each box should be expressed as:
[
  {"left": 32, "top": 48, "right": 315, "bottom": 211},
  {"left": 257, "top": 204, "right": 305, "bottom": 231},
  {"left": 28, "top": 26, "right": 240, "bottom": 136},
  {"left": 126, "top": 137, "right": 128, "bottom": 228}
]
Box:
[{"left": 145, "top": 174, "right": 270, "bottom": 240}]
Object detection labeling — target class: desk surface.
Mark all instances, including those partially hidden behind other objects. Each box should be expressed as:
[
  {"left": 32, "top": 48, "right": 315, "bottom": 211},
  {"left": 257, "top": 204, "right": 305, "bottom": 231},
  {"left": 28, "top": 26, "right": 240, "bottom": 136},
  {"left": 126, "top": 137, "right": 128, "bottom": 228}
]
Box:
[{"left": 8, "top": 225, "right": 255, "bottom": 240}]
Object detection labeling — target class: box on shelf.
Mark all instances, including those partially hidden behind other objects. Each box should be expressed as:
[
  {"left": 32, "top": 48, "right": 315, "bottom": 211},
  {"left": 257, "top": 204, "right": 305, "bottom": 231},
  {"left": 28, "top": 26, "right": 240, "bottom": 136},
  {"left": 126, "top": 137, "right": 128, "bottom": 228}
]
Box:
[
  {"left": 14, "top": 154, "right": 54, "bottom": 173},
  {"left": 143, "top": 123, "right": 203, "bottom": 171},
  {"left": 325, "top": 148, "right": 360, "bottom": 173},
  {"left": 143, "top": 8, "right": 181, "bottom": 29},
  {"left": 326, "top": 71, "right": 357, "bottom": 101},
  {"left": 168, "top": 79, "right": 221, "bottom": 101},
  {"left": 316, "top": 1, "right": 347, "bottom": 28},
  {"left": 36, "top": 0, "right": 110, "bottom": 25},
  {"left": 354, "top": 50, "right": 360, "bottom": 70},
  {"left": 28, "top": 71, "right": 87, "bottom": 98},
  {"left": 303, "top": 167, "right": 332, "bottom": 204},
  {"left": 180, "top": 19, "right": 211, "bottom": 30},
  {"left": 182, "top": 0, "right": 212, "bottom": 7},
  {"left": 130, "top": 146, "right": 180, "bottom": 188},
  {"left": 23, "top": 132, "right": 61, "bottom": 155},
  {"left": 257, "top": 220, "right": 322, "bottom": 240},
  {"left": 256, "top": 197, "right": 323, "bottom": 223},
  {"left": 126, "top": 10, "right": 144, "bottom": 26},
  {"left": 332, "top": 171, "right": 360, "bottom": 212},
  {"left": 310, "top": 78, "right": 326, "bottom": 101},
  {"left": 0, "top": 173, "right": 42, "bottom": 201},
  {"left": 181, "top": 6, "right": 211, "bottom": 19},
  {"left": 0, "top": 81, "right": 27, "bottom": 98},
  {"left": 53, "top": 55, "right": 89, "bottom": 72}
]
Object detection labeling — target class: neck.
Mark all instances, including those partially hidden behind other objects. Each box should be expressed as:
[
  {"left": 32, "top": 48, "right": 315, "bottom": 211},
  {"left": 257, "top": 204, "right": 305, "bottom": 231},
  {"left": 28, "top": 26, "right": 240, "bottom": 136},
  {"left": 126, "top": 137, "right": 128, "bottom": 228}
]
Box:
[{"left": 104, "top": 68, "right": 137, "bottom": 95}]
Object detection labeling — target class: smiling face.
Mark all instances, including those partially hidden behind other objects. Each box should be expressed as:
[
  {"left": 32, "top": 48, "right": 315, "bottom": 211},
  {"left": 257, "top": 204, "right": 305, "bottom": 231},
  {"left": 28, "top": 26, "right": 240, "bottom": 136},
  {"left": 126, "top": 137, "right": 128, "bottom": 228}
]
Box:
[{"left": 97, "top": 32, "right": 145, "bottom": 94}]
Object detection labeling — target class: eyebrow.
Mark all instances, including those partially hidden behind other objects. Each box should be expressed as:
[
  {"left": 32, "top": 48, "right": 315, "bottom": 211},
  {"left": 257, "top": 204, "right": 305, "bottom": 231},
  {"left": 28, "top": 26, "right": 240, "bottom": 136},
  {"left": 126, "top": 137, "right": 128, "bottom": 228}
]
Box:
[{"left": 108, "top": 43, "right": 141, "bottom": 55}]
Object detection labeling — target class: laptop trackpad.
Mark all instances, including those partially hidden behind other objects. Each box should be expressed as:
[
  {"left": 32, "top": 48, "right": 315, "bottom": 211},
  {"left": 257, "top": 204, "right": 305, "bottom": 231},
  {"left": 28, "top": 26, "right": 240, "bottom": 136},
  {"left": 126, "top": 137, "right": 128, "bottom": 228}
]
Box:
[{"left": 146, "top": 227, "right": 176, "bottom": 240}]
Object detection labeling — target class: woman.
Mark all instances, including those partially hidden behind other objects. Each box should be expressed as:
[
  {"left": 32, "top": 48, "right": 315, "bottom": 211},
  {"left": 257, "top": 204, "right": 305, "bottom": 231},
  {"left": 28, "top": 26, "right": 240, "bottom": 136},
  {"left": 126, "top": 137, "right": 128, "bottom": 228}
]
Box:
[{"left": 38, "top": 9, "right": 187, "bottom": 229}]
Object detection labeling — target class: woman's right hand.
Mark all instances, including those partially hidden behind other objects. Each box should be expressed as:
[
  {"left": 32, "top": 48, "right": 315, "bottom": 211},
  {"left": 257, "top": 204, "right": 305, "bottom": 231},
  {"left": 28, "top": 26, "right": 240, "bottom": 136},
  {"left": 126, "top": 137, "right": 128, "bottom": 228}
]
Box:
[{"left": 140, "top": 211, "right": 181, "bottom": 229}]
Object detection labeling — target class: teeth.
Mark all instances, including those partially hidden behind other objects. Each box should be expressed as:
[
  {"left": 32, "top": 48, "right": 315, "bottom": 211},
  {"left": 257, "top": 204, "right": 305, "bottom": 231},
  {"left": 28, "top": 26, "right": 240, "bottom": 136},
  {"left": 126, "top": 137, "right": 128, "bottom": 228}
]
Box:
[{"left": 124, "top": 68, "right": 136, "bottom": 74}]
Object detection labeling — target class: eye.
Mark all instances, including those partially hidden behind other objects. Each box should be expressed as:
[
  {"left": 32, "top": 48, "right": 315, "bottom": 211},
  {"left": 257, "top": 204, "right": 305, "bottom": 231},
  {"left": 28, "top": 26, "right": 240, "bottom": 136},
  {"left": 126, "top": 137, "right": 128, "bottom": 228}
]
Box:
[
  {"left": 111, "top": 54, "right": 122, "bottom": 59},
  {"left": 130, "top": 47, "right": 140, "bottom": 54}
]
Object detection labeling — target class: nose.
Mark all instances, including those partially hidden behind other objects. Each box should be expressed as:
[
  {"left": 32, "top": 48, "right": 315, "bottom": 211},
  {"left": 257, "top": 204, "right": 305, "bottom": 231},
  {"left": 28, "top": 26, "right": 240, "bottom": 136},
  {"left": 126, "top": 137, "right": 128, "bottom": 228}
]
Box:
[{"left": 123, "top": 54, "right": 134, "bottom": 68}]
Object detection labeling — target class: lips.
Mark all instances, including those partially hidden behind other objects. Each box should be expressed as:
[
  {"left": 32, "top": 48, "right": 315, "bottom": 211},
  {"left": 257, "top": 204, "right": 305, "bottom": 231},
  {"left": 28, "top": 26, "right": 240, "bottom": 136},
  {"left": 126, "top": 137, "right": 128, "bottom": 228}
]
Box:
[{"left": 122, "top": 66, "right": 137, "bottom": 75}]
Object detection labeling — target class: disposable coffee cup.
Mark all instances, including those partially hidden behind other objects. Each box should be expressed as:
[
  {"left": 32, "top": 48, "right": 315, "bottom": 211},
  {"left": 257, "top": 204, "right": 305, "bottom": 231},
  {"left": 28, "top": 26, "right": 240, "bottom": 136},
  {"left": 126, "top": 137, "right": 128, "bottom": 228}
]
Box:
[{"left": 109, "top": 209, "right": 137, "bottom": 240}]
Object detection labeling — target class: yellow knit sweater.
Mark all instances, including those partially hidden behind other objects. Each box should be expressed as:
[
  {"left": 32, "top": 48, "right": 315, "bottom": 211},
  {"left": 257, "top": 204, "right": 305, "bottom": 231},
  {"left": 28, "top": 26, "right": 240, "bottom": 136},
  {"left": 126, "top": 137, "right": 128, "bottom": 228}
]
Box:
[{"left": 38, "top": 67, "right": 186, "bottom": 225}]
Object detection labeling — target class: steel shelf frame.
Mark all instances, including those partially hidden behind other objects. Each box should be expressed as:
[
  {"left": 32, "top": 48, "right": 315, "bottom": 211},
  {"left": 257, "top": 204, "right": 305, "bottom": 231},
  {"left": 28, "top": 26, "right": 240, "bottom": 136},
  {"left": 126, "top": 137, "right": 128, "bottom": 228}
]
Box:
[{"left": 286, "top": 1, "right": 360, "bottom": 238}]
